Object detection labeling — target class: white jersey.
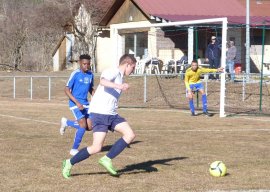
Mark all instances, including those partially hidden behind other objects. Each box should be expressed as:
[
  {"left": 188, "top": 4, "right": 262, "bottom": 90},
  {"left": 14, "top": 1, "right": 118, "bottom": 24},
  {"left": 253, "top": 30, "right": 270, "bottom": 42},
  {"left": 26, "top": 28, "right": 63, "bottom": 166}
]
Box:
[{"left": 89, "top": 67, "right": 123, "bottom": 115}]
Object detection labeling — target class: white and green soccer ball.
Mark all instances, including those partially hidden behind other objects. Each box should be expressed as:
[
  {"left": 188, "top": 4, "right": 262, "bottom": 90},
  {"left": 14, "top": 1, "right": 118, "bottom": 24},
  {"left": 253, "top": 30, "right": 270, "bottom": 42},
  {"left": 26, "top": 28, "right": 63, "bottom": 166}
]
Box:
[{"left": 209, "top": 161, "right": 227, "bottom": 177}]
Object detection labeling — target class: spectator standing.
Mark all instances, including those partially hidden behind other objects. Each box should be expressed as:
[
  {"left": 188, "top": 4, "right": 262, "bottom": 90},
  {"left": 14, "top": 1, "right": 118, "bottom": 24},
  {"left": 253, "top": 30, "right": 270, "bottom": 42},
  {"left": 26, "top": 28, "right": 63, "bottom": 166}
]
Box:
[
  {"left": 226, "top": 40, "right": 237, "bottom": 82},
  {"left": 205, "top": 36, "right": 221, "bottom": 80}
]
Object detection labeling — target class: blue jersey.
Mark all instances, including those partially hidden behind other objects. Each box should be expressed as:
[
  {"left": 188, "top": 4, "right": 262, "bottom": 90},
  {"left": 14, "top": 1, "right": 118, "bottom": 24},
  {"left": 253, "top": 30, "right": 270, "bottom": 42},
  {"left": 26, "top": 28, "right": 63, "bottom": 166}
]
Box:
[{"left": 66, "top": 69, "right": 94, "bottom": 107}]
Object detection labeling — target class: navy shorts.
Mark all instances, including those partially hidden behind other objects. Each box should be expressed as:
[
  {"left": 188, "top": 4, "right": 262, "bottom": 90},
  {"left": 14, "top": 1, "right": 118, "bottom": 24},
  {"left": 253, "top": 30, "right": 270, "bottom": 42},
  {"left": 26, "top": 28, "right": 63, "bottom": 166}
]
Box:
[{"left": 90, "top": 113, "right": 126, "bottom": 133}]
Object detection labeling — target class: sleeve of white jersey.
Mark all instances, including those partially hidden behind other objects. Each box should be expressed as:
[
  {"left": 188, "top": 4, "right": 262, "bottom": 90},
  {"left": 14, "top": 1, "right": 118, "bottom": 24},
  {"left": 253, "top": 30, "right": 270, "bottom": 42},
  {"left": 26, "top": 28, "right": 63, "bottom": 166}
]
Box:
[{"left": 100, "top": 67, "right": 119, "bottom": 81}]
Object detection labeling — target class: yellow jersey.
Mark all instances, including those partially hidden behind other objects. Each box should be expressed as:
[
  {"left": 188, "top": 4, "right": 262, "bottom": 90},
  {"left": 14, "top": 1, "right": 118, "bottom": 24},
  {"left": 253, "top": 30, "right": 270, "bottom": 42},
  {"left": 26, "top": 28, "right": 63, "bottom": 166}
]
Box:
[{"left": 185, "top": 67, "right": 218, "bottom": 90}]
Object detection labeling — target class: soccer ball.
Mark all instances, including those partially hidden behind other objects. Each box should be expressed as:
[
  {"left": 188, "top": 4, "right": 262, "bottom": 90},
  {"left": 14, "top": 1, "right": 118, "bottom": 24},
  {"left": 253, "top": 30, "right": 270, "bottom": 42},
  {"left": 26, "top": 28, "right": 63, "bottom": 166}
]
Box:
[{"left": 209, "top": 161, "right": 227, "bottom": 177}]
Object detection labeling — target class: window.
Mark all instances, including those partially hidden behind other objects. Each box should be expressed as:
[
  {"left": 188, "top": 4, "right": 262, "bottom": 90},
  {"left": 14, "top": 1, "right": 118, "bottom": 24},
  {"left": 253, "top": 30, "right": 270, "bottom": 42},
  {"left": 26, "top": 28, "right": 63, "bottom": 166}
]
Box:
[{"left": 124, "top": 32, "right": 148, "bottom": 59}]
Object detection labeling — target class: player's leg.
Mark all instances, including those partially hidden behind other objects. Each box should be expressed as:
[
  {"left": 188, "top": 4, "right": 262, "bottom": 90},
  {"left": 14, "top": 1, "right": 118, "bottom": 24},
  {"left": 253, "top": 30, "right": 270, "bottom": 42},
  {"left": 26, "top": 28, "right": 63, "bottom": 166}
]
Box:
[
  {"left": 86, "top": 114, "right": 93, "bottom": 131},
  {"left": 99, "top": 115, "right": 135, "bottom": 176},
  {"left": 199, "top": 88, "right": 212, "bottom": 117},
  {"left": 107, "top": 121, "right": 135, "bottom": 159},
  {"left": 187, "top": 85, "right": 196, "bottom": 116},
  {"left": 60, "top": 108, "right": 82, "bottom": 135},
  {"left": 72, "top": 132, "right": 106, "bottom": 165},
  {"left": 62, "top": 131, "right": 107, "bottom": 179},
  {"left": 67, "top": 108, "right": 88, "bottom": 155},
  {"left": 226, "top": 61, "right": 231, "bottom": 80},
  {"left": 189, "top": 97, "right": 195, "bottom": 116},
  {"left": 70, "top": 117, "right": 87, "bottom": 155},
  {"left": 228, "top": 61, "right": 235, "bottom": 82}
]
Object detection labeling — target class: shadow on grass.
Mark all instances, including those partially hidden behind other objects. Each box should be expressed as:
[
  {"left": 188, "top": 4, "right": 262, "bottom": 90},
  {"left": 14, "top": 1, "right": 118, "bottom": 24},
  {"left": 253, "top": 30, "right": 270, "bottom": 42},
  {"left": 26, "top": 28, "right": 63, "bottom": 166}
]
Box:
[
  {"left": 71, "top": 156, "right": 188, "bottom": 177},
  {"left": 118, "top": 156, "right": 188, "bottom": 175},
  {"left": 101, "top": 140, "right": 142, "bottom": 152}
]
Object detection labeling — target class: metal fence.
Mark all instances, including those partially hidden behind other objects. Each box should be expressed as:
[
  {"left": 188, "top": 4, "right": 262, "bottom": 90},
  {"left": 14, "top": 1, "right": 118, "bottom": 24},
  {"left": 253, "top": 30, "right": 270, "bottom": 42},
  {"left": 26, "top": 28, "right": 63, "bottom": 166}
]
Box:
[{"left": 0, "top": 73, "right": 269, "bottom": 116}]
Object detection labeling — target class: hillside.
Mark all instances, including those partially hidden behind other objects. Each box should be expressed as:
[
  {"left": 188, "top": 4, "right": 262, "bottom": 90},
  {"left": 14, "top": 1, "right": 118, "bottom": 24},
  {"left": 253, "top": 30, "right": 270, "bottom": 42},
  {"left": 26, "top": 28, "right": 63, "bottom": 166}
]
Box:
[{"left": 0, "top": 0, "right": 113, "bottom": 72}]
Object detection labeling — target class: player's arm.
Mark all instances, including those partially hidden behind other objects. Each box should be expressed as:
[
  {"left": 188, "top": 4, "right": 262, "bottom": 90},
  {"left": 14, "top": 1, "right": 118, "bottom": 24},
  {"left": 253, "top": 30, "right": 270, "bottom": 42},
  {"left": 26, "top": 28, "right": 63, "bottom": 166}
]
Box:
[
  {"left": 217, "top": 67, "right": 224, "bottom": 72},
  {"left": 89, "top": 87, "right": 95, "bottom": 96},
  {"left": 184, "top": 72, "right": 193, "bottom": 97},
  {"left": 201, "top": 67, "right": 223, "bottom": 74},
  {"left": 100, "top": 78, "right": 129, "bottom": 91},
  {"left": 64, "top": 86, "right": 84, "bottom": 110}
]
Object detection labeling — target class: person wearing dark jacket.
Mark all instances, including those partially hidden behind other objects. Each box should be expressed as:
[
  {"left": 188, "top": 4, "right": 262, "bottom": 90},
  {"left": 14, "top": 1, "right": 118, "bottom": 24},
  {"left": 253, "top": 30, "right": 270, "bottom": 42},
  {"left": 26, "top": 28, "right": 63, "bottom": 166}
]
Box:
[{"left": 205, "top": 36, "right": 221, "bottom": 80}]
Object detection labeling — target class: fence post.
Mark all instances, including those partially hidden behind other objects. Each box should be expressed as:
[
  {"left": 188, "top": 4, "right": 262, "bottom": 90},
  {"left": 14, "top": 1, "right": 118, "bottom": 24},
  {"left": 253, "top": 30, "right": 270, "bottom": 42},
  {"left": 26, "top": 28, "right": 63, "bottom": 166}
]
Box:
[
  {"left": 242, "top": 72, "right": 246, "bottom": 101},
  {"left": 48, "top": 77, "right": 51, "bottom": 101},
  {"left": 30, "top": 77, "right": 33, "bottom": 100},
  {"left": 13, "top": 77, "right": 16, "bottom": 99},
  {"left": 144, "top": 74, "right": 147, "bottom": 103}
]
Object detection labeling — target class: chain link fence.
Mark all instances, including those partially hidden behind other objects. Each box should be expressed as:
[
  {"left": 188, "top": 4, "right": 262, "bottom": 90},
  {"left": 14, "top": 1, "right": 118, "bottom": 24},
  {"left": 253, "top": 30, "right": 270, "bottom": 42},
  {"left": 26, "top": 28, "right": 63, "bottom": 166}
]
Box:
[{"left": 0, "top": 73, "right": 269, "bottom": 116}]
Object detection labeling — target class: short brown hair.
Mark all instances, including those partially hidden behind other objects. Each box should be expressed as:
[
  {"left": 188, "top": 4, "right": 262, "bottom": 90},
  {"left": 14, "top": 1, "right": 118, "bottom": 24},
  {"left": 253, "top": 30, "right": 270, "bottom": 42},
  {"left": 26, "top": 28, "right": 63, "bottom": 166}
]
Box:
[{"left": 119, "top": 54, "right": 136, "bottom": 65}]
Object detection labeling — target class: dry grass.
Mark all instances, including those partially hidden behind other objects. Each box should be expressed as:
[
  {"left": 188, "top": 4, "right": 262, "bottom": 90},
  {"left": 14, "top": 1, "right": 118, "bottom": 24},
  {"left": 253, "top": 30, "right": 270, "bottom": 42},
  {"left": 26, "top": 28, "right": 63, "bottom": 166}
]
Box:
[{"left": 0, "top": 100, "right": 270, "bottom": 192}]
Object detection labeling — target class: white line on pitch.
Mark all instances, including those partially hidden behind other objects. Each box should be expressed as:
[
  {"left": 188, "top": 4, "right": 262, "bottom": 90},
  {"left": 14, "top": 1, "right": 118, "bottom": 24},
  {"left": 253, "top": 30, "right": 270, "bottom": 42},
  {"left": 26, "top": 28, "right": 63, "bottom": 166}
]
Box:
[
  {"left": 0, "top": 114, "right": 58, "bottom": 125},
  {"left": 1, "top": 113, "right": 269, "bottom": 132},
  {"left": 135, "top": 128, "right": 270, "bottom": 132}
]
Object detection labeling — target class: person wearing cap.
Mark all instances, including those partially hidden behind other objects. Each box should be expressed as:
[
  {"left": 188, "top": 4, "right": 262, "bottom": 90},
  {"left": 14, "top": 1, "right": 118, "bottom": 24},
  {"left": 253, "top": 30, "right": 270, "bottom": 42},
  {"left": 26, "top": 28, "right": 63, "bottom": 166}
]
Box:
[{"left": 205, "top": 36, "right": 221, "bottom": 80}]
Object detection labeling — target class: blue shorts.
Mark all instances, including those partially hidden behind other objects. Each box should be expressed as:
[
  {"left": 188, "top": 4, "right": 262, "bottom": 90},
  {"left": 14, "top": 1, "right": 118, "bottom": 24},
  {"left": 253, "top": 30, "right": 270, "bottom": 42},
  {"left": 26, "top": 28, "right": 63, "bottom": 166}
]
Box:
[
  {"left": 90, "top": 113, "right": 126, "bottom": 133},
  {"left": 186, "top": 83, "right": 204, "bottom": 97},
  {"left": 70, "top": 105, "right": 89, "bottom": 120}
]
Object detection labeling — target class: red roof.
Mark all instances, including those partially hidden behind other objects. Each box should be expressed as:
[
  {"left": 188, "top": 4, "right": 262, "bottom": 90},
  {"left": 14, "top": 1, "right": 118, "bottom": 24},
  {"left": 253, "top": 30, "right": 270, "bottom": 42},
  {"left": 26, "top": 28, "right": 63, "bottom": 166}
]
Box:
[
  {"left": 100, "top": 0, "right": 270, "bottom": 26},
  {"left": 134, "top": 0, "right": 270, "bottom": 26}
]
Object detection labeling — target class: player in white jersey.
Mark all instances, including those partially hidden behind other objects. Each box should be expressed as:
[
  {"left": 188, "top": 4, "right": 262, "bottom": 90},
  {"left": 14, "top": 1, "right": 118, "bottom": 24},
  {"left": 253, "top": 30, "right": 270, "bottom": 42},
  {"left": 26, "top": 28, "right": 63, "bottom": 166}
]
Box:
[{"left": 62, "top": 54, "right": 136, "bottom": 178}]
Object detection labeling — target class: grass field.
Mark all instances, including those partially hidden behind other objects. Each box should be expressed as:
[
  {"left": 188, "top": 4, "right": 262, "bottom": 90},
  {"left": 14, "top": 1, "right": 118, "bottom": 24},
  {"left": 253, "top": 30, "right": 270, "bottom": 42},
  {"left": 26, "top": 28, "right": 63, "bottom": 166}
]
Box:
[{"left": 0, "top": 99, "right": 269, "bottom": 192}]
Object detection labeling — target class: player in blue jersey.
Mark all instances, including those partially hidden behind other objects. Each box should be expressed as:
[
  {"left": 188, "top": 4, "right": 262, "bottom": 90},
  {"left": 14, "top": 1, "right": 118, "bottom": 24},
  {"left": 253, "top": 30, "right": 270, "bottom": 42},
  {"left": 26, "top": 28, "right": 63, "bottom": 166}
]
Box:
[
  {"left": 62, "top": 54, "right": 136, "bottom": 178},
  {"left": 60, "top": 54, "right": 95, "bottom": 156}
]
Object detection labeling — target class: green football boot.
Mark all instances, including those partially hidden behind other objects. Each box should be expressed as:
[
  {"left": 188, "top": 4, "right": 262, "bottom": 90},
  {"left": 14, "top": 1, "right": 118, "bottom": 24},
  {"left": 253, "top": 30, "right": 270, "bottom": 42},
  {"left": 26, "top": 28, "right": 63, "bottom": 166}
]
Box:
[
  {"left": 98, "top": 156, "right": 118, "bottom": 176},
  {"left": 62, "top": 159, "right": 72, "bottom": 179}
]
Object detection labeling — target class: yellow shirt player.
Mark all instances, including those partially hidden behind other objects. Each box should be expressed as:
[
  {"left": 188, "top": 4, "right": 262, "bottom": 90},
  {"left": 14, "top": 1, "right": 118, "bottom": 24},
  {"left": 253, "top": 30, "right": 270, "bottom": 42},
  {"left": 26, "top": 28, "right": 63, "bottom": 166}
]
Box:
[{"left": 185, "top": 60, "right": 223, "bottom": 116}]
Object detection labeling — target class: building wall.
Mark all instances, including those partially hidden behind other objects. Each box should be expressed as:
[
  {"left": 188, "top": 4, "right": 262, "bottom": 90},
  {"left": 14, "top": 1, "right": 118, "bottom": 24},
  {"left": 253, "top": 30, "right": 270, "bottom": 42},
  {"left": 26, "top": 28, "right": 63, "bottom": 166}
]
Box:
[
  {"left": 96, "top": 30, "right": 114, "bottom": 72},
  {"left": 155, "top": 28, "right": 186, "bottom": 64},
  {"left": 97, "top": 21, "right": 152, "bottom": 72},
  {"left": 109, "top": 0, "right": 148, "bottom": 25},
  {"left": 59, "top": 38, "right": 67, "bottom": 71},
  {"left": 53, "top": 50, "right": 59, "bottom": 71}
]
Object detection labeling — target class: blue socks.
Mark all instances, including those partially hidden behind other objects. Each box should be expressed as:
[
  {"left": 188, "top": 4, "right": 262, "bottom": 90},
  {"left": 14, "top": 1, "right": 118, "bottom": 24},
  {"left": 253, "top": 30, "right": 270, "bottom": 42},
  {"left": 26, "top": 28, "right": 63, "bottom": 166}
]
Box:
[
  {"left": 66, "top": 120, "right": 81, "bottom": 129},
  {"left": 189, "top": 94, "right": 208, "bottom": 113},
  {"left": 189, "top": 100, "right": 195, "bottom": 114},
  {"left": 107, "top": 138, "right": 128, "bottom": 159},
  {"left": 70, "top": 147, "right": 90, "bottom": 165},
  {"left": 72, "top": 127, "right": 86, "bottom": 150},
  {"left": 202, "top": 94, "right": 208, "bottom": 112},
  {"left": 66, "top": 120, "right": 86, "bottom": 150},
  {"left": 69, "top": 138, "right": 129, "bottom": 166}
]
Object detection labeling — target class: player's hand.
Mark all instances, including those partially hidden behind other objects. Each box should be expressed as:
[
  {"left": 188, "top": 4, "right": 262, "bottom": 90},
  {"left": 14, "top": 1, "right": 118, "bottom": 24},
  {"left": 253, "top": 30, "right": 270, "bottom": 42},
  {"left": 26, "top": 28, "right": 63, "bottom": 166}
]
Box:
[
  {"left": 76, "top": 102, "right": 84, "bottom": 110},
  {"left": 120, "top": 83, "right": 129, "bottom": 91},
  {"left": 187, "top": 91, "right": 193, "bottom": 99},
  {"left": 217, "top": 67, "right": 224, "bottom": 72}
]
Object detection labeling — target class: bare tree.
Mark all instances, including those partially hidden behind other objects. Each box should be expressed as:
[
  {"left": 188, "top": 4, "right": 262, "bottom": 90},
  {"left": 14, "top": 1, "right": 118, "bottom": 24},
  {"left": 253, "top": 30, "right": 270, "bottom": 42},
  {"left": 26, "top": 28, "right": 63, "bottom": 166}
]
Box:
[{"left": 0, "top": 0, "right": 112, "bottom": 71}]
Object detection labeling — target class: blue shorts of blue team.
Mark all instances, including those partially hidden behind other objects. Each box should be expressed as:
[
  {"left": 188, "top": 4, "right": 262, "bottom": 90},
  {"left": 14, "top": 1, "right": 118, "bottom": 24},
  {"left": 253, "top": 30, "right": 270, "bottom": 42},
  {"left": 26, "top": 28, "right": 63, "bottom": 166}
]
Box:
[
  {"left": 70, "top": 105, "right": 90, "bottom": 120},
  {"left": 186, "top": 82, "right": 204, "bottom": 97},
  {"left": 90, "top": 113, "right": 126, "bottom": 133}
]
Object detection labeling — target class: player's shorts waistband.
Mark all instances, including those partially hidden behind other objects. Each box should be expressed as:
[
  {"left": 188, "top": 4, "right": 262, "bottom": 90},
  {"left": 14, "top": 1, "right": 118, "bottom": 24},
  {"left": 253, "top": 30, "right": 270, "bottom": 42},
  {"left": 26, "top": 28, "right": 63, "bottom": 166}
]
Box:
[{"left": 70, "top": 105, "right": 89, "bottom": 110}]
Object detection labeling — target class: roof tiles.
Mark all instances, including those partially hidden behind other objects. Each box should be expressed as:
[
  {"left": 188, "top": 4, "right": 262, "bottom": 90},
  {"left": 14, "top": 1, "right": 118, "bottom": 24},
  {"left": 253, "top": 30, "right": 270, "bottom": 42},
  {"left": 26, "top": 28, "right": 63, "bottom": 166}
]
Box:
[{"left": 133, "top": 0, "right": 270, "bottom": 25}]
